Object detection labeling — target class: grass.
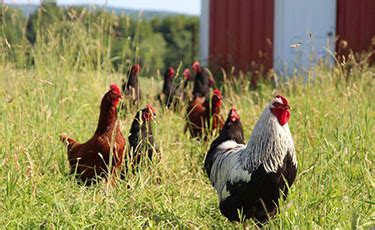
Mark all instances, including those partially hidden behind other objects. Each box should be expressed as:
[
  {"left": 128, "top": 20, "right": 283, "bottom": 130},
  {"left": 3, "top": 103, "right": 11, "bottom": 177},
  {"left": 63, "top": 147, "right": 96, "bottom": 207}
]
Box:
[{"left": 0, "top": 54, "right": 374, "bottom": 228}]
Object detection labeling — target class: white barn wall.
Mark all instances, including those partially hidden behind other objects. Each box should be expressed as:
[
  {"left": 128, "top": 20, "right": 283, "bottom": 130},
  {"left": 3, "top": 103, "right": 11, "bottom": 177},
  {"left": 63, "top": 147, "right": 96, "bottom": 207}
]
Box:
[{"left": 274, "top": 0, "right": 337, "bottom": 75}]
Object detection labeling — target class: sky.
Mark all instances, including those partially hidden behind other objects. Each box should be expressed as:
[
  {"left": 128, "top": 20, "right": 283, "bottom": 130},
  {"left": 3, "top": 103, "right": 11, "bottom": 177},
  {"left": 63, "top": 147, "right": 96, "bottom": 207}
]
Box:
[{"left": 3, "top": 0, "right": 201, "bottom": 15}]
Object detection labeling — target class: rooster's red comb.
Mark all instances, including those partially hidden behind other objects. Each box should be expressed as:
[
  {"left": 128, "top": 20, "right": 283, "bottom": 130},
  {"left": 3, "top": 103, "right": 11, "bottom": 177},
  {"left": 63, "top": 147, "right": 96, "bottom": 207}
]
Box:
[{"left": 275, "top": 95, "right": 288, "bottom": 105}]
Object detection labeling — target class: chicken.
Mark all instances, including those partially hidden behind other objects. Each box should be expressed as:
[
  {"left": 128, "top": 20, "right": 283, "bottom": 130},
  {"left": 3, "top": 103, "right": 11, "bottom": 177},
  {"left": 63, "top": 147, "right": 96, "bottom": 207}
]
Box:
[
  {"left": 192, "top": 61, "right": 210, "bottom": 97},
  {"left": 205, "top": 106, "right": 244, "bottom": 176},
  {"left": 204, "top": 95, "right": 297, "bottom": 226},
  {"left": 171, "top": 68, "right": 194, "bottom": 108},
  {"left": 179, "top": 68, "right": 193, "bottom": 102},
  {"left": 207, "top": 106, "right": 244, "bottom": 153},
  {"left": 157, "top": 67, "right": 175, "bottom": 108},
  {"left": 60, "top": 84, "right": 126, "bottom": 185},
  {"left": 128, "top": 104, "right": 158, "bottom": 169},
  {"left": 208, "top": 76, "right": 216, "bottom": 88},
  {"left": 186, "top": 89, "right": 224, "bottom": 138},
  {"left": 122, "top": 64, "right": 141, "bottom": 104}
]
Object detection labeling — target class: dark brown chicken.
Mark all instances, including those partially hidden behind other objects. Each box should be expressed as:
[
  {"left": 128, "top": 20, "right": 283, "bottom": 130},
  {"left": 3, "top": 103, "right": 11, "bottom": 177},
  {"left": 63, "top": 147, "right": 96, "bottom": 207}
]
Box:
[
  {"left": 192, "top": 61, "right": 210, "bottom": 97},
  {"left": 157, "top": 67, "right": 176, "bottom": 108},
  {"left": 127, "top": 104, "right": 158, "bottom": 170},
  {"left": 177, "top": 68, "right": 193, "bottom": 102},
  {"left": 186, "top": 89, "right": 224, "bottom": 138},
  {"left": 169, "top": 68, "right": 194, "bottom": 110},
  {"left": 122, "top": 64, "right": 141, "bottom": 104},
  {"left": 60, "top": 84, "right": 126, "bottom": 185}
]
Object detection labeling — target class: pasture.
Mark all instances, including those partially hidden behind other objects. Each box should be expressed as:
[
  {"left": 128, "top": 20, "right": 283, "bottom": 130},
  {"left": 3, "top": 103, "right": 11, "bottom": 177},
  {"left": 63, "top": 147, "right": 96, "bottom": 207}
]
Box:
[
  {"left": 0, "top": 58, "right": 373, "bottom": 228},
  {"left": 0, "top": 4, "right": 374, "bottom": 228}
]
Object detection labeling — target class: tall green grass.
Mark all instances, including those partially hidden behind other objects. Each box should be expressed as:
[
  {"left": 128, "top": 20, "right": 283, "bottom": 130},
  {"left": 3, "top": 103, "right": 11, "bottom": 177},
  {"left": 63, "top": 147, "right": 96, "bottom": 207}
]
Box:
[{"left": 0, "top": 58, "right": 373, "bottom": 228}]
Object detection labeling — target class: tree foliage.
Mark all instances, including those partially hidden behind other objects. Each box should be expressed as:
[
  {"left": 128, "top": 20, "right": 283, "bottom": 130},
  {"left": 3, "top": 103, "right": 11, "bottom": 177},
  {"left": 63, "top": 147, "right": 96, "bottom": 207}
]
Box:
[{"left": 0, "top": 4, "right": 199, "bottom": 74}]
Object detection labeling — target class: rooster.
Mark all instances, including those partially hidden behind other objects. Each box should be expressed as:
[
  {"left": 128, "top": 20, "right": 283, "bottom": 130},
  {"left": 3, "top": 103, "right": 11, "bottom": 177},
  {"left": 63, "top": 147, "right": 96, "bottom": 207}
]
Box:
[
  {"left": 204, "top": 95, "right": 297, "bottom": 226},
  {"left": 60, "top": 84, "right": 126, "bottom": 185},
  {"left": 122, "top": 64, "right": 141, "bottom": 104},
  {"left": 192, "top": 61, "right": 210, "bottom": 97},
  {"left": 128, "top": 104, "right": 158, "bottom": 169},
  {"left": 186, "top": 89, "right": 224, "bottom": 138}
]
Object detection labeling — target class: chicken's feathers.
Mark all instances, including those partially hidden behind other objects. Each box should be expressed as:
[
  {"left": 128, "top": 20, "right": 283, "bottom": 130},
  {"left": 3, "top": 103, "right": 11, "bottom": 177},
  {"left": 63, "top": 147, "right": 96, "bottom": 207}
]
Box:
[
  {"left": 60, "top": 134, "right": 76, "bottom": 147},
  {"left": 208, "top": 103, "right": 297, "bottom": 201},
  {"left": 244, "top": 107, "right": 297, "bottom": 173}
]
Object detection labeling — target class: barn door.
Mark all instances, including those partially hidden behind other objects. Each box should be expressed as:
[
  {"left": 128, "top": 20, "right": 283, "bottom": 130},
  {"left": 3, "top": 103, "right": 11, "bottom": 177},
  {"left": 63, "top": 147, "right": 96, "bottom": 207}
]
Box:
[{"left": 274, "top": 0, "right": 337, "bottom": 75}]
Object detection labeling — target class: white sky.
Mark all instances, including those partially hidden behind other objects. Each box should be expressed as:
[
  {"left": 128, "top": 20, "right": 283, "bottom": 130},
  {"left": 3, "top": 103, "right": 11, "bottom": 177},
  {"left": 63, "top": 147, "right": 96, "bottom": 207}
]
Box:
[{"left": 4, "top": 0, "right": 201, "bottom": 15}]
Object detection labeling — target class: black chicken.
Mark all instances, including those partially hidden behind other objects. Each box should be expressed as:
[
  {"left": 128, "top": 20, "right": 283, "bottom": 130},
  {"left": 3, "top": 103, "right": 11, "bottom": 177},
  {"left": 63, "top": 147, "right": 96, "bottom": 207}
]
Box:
[
  {"left": 192, "top": 61, "right": 210, "bottom": 97},
  {"left": 122, "top": 64, "right": 141, "bottom": 104},
  {"left": 128, "top": 104, "right": 158, "bottom": 170}
]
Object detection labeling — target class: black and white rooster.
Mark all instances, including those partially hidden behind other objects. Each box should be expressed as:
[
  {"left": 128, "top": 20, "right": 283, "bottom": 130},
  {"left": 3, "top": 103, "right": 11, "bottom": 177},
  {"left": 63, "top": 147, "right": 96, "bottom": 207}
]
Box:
[{"left": 204, "top": 95, "right": 297, "bottom": 225}]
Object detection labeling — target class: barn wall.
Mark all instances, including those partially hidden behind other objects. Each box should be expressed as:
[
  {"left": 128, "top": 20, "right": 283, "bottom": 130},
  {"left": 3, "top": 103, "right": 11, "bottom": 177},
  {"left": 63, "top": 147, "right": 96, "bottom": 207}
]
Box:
[
  {"left": 209, "top": 0, "right": 274, "bottom": 73},
  {"left": 274, "top": 0, "right": 337, "bottom": 75},
  {"left": 336, "top": 0, "right": 375, "bottom": 62}
]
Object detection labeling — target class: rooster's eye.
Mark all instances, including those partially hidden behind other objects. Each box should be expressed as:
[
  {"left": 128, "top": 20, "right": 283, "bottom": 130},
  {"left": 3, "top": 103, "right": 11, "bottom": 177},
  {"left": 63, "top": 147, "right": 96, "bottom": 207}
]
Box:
[{"left": 273, "top": 102, "right": 282, "bottom": 107}]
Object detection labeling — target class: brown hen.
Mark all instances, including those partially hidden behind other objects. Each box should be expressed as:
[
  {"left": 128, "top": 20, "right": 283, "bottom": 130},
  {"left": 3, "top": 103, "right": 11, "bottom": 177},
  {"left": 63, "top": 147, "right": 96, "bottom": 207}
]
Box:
[
  {"left": 60, "top": 84, "right": 126, "bottom": 185},
  {"left": 186, "top": 89, "right": 224, "bottom": 138}
]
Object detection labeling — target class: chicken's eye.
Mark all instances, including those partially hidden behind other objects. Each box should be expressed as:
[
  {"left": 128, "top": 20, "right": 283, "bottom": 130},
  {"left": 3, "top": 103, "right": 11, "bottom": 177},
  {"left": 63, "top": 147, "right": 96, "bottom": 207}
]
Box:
[{"left": 273, "top": 102, "right": 282, "bottom": 108}]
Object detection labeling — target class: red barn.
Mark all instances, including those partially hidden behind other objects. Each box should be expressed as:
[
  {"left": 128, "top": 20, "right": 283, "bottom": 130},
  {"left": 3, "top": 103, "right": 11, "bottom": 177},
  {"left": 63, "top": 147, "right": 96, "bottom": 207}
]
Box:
[{"left": 200, "top": 0, "right": 375, "bottom": 74}]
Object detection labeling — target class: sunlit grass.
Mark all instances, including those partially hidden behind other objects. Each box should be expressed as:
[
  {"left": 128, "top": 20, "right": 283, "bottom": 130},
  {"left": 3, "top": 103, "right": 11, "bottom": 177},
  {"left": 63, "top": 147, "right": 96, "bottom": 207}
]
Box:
[{"left": 0, "top": 58, "right": 374, "bottom": 228}]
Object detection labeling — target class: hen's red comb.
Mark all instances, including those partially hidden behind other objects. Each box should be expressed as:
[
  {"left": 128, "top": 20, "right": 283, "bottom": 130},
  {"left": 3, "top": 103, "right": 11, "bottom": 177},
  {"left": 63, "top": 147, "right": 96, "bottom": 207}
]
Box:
[
  {"left": 209, "top": 77, "right": 215, "bottom": 87},
  {"left": 168, "top": 67, "right": 175, "bottom": 77},
  {"left": 213, "top": 89, "right": 222, "bottom": 97},
  {"left": 146, "top": 103, "right": 156, "bottom": 113},
  {"left": 133, "top": 64, "right": 141, "bottom": 73},
  {"left": 183, "top": 68, "right": 191, "bottom": 79},
  {"left": 192, "top": 61, "right": 200, "bottom": 68},
  {"left": 229, "top": 105, "right": 240, "bottom": 121},
  {"left": 110, "top": 84, "right": 121, "bottom": 95}
]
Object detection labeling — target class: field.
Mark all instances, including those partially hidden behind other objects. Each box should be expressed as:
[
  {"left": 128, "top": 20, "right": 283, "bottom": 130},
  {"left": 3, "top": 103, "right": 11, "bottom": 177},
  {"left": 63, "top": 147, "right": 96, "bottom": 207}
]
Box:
[
  {"left": 0, "top": 5, "right": 374, "bottom": 227},
  {"left": 0, "top": 57, "right": 374, "bottom": 229}
]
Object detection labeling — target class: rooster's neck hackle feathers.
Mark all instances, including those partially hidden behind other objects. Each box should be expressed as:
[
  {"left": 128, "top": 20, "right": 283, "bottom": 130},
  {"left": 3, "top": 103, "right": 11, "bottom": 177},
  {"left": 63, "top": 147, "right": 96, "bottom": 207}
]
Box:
[{"left": 244, "top": 105, "right": 297, "bottom": 173}]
